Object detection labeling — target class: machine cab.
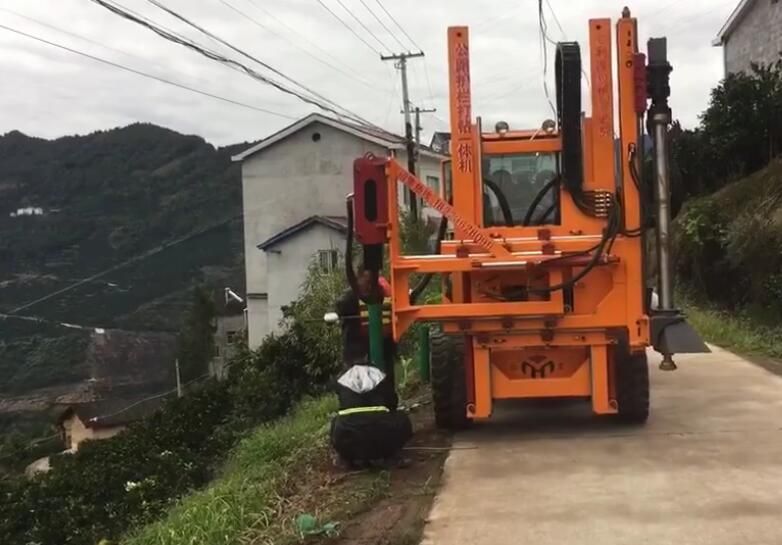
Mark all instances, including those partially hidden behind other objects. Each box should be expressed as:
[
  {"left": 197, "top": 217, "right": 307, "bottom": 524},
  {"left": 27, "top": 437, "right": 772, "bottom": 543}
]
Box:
[{"left": 479, "top": 122, "right": 561, "bottom": 229}]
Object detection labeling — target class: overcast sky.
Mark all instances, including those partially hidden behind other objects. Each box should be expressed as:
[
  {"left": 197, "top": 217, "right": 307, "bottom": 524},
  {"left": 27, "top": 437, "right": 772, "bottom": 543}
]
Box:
[{"left": 0, "top": 0, "right": 737, "bottom": 146}]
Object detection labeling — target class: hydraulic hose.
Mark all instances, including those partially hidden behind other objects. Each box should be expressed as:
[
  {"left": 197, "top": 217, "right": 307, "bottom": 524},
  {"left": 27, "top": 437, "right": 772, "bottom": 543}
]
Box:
[
  {"left": 409, "top": 215, "right": 448, "bottom": 304},
  {"left": 528, "top": 194, "right": 621, "bottom": 294},
  {"left": 522, "top": 176, "right": 560, "bottom": 226},
  {"left": 483, "top": 178, "right": 514, "bottom": 227}
]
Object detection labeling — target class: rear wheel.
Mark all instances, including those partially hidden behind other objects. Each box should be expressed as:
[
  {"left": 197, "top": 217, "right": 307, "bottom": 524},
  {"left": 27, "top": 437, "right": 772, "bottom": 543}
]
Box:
[
  {"left": 430, "top": 331, "right": 470, "bottom": 430},
  {"left": 616, "top": 351, "right": 650, "bottom": 424}
]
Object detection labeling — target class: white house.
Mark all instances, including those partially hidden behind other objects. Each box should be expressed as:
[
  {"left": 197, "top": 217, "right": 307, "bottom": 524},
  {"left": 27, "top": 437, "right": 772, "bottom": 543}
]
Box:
[
  {"left": 713, "top": 0, "right": 782, "bottom": 75},
  {"left": 233, "top": 113, "right": 447, "bottom": 348}
]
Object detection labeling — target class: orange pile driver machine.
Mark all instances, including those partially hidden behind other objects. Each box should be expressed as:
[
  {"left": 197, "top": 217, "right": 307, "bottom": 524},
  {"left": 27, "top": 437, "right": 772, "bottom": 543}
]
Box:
[{"left": 347, "top": 8, "right": 707, "bottom": 428}]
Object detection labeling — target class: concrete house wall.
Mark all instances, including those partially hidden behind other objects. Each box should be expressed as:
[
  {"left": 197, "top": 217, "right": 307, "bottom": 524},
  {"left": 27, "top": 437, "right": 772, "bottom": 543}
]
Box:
[
  {"left": 265, "top": 222, "right": 346, "bottom": 331},
  {"left": 239, "top": 118, "right": 445, "bottom": 348},
  {"left": 241, "top": 123, "right": 384, "bottom": 348},
  {"left": 721, "top": 0, "right": 782, "bottom": 74}
]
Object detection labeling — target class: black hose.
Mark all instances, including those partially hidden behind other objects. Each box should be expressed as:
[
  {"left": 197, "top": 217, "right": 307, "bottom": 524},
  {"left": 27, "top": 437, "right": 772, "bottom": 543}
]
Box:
[
  {"left": 534, "top": 202, "right": 557, "bottom": 225},
  {"left": 523, "top": 176, "right": 560, "bottom": 226},
  {"left": 623, "top": 144, "right": 643, "bottom": 238},
  {"left": 528, "top": 194, "right": 621, "bottom": 294},
  {"left": 483, "top": 178, "right": 514, "bottom": 227},
  {"left": 409, "top": 215, "right": 448, "bottom": 304}
]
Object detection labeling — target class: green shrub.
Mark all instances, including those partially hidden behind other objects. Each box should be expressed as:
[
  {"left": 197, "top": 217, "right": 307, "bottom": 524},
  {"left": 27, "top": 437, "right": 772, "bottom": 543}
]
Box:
[
  {"left": 674, "top": 159, "right": 782, "bottom": 319},
  {"left": 0, "top": 266, "right": 343, "bottom": 545}
]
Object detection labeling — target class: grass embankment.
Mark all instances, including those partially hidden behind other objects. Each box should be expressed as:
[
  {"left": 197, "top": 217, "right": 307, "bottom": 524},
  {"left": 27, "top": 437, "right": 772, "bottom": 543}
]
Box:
[
  {"left": 123, "top": 396, "right": 388, "bottom": 545},
  {"left": 683, "top": 301, "right": 782, "bottom": 360}
]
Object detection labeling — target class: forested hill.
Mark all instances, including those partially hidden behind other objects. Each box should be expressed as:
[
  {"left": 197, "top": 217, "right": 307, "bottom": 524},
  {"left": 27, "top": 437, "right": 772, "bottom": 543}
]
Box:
[{"left": 0, "top": 123, "right": 249, "bottom": 398}]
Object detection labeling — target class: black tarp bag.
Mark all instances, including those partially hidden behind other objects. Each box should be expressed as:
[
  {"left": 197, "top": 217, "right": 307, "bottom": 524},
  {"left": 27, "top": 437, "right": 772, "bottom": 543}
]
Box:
[{"left": 330, "top": 365, "right": 412, "bottom": 465}]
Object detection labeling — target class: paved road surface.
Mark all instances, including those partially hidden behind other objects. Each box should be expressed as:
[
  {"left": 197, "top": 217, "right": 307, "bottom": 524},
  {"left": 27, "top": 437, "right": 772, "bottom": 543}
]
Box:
[{"left": 422, "top": 347, "right": 782, "bottom": 545}]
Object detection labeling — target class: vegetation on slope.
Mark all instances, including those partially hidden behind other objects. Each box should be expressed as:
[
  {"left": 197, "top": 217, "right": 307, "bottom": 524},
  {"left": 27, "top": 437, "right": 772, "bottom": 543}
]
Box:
[
  {"left": 0, "top": 263, "right": 344, "bottom": 545},
  {"left": 123, "top": 396, "right": 340, "bottom": 545},
  {"left": 672, "top": 58, "right": 782, "bottom": 340},
  {"left": 0, "top": 123, "right": 250, "bottom": 415}
]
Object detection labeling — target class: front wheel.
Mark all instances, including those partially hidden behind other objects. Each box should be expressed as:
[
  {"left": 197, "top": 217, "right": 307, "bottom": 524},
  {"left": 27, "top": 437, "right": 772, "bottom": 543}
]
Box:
[
  {"left": 430, "top": 331, "right": 470, "bottom": 430},
  {"left": 616, "top": 351, "right": 650, "bottom": 424}
]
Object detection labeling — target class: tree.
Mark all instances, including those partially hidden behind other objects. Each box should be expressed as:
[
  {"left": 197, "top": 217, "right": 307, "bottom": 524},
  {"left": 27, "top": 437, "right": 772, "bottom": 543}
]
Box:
[
  {"left": 175, "top": 286, "right": 216, "bottom": 383},
  {"left": 673, "top": 57, "right": 782, "bottom": 198}
]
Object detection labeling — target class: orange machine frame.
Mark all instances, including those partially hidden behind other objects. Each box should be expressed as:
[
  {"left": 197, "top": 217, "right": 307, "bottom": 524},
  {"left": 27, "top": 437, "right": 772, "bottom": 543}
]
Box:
[{"left": 383, "top": 15, "right": 648, "bottom": 419}]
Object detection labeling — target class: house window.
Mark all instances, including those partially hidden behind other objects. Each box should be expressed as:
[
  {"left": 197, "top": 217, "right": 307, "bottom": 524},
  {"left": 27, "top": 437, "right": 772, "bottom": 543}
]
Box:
[
  {"left": 226, "top": 331, "right": 238, "bottom": 344},
  {"left": 318, "top": 249, "right": 339, "bottom": 271},
  {"left": 426, "top": 175, "right": 440, "bottom": 196}
]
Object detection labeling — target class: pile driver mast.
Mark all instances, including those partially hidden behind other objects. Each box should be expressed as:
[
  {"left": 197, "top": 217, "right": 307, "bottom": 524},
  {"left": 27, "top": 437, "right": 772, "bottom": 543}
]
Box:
[{"left": 348, "top": 8, "right": 707, "bottom": 427}]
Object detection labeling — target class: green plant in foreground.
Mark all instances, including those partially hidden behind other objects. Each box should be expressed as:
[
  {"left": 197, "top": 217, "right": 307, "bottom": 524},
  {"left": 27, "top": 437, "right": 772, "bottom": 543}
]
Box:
[
  {"left": 295, "top": 513, "right": 340, "bottom": 539},
  {"left": 123, "top": 396, "right": 338, "bottom": 545},
  {"left": 682, "top": 296, "right": 782, "bottom": 360}
]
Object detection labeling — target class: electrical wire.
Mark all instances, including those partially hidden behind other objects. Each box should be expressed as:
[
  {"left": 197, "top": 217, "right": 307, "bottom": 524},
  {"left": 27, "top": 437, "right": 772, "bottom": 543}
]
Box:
[
  {"left": 537, "top": 0, "right": 558, "bottom": 118},
  {"left": 373, "top": 0, "right": 422, "bottom": 51},
  {"left": 240, "top": 0, "right": 387, "bottom": 93},
  {"left": 218, "top": 0, "right": 382, "bottom": 92},
  {"left": 141, "top": 0, "right": 359, "bottom": 120},
  {"left": 357, "top": 0, "right": 407, "bottom": 50},
  {"left": 314, "top": 0, "right": 381, "bottom": 56},
  {"left": 331, "top": 0, "right": 392, "bottom": 53},
  {"left": 0, "top": 6, "right": 136, "bottom": 60},
  {"left": 88, "top": 0, "right": 380, "bottom": 130},
  {"left": 0, "top": 24, "right": 297, "bottom": 120},
  {"left": 544, "top": 0, "right": 566, "bottom": 40},
  {"left": 8, "top": 214, "right": 242, "bottom": 314}
]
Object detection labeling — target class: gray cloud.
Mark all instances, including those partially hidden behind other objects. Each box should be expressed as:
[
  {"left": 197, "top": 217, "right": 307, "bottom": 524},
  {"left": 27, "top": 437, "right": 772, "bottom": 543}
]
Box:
[{"left": 0, "top": 0, "right": 736, "bottom": 145}]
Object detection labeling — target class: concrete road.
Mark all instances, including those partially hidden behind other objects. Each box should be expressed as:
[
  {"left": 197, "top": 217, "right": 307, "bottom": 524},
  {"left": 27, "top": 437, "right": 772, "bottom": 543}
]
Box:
[{"left": 422, "top": 347, "right": 782, "bottom": 545}]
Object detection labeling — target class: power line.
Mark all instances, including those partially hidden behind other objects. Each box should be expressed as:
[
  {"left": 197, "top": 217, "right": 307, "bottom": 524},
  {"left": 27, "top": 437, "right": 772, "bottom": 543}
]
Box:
[
  {"left": 217, "top": 0, "right": 383, "bottom": 93},
  {"left": 537, "top": 0, "right": 557, "bottom": 117},
  {"left": 373, "top": 0, "right": 421, "bottom": 51},
  {"left": 8, "top": 214, "right": 242, "bottom": 315},
  {"left": 240, "top": 0, "right": 385, "bottom": 92},
  {"left": 314, "top": 0, "right": 381, "bottom": 56},
  {"left": 356, "top": 0, "right": 406, "bottom": 50},
  {"left": 544, "top": 0, "right": 566, "bottom": 40},
  {"left": 0, "top": 24, "right": 297, "bottom": 120},
  {"left": 0, "top": 6, "right": 136, "bottom": 61},
  {"left": 141, "top": 0, "right": 358, "bottom": 122},
  {"left": 88, "top": 0, "right": 380, "bottom": 130},
  {"left": 331, "top": 0, "right": 392, "bottom": 54}
]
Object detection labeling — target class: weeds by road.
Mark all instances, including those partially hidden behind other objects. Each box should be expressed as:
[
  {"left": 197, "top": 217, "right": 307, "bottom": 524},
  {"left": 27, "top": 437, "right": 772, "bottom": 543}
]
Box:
[
  {"left": 684, "top": 301, "right": 782, "bottom": 367},
  {"left": 123, "top": 388, "right": 448, "bottom": 545},
  {"left": 124, "top": 396, "right": 341, "bottom": 545}
]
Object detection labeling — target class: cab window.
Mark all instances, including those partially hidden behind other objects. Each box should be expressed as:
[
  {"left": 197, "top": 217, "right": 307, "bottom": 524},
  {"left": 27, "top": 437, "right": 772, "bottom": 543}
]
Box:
[{"left": 482, "top": 152, "right": 559, "bottom": 227}]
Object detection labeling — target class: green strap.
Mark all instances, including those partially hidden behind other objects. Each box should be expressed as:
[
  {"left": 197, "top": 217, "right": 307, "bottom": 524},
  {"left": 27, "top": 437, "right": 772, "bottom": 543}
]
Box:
[{"left": 338, "top": 405, "right": 390, "bottom": 416}]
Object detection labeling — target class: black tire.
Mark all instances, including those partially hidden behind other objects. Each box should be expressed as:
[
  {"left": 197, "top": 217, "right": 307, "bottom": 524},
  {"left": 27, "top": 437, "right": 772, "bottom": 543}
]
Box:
[
  {"left": 430, "top": 330, "right": 470, "bottom": 430},
  {"left": 616, "top": 351, "right": 650, "bottom": 424}
]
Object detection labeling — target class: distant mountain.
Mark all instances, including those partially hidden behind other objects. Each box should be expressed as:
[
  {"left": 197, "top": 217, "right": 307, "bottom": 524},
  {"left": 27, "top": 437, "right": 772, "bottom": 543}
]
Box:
[{"left": 0, "top": 123, "right": 251, "bottom": 423}]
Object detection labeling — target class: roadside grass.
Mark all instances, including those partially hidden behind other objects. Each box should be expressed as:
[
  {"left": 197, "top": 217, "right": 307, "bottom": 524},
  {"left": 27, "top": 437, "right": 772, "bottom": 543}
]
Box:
[
  {"left": 122, "top": 396, "right": 348, "bottom": 545},
  {"left": 683, "top": 300, "right": 782, "bottom": 359}
]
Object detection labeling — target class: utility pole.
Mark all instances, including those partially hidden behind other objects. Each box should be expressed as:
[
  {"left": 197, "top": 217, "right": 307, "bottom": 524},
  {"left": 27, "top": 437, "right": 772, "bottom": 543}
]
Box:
[
  {"left": 174, "top": 358, "right": 183, "bottom": 398},
  {"left": 414, "top": 106, "right": 437, "bottom": 150},
  {"left": 382, "top": 51, "right": 424, "bottom": 218}
]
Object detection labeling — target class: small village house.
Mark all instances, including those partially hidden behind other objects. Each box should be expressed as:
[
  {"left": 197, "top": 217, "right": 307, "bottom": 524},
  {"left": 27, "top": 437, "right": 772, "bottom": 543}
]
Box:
[
  {"left": 56, "top": 397, "right": 165, "bottom": 452},
  {"left": 713, "top": 0, "right": 782, "bottom": 75},
  {"left": 233, "top": 113, "right": 447, "bottom": 348}
]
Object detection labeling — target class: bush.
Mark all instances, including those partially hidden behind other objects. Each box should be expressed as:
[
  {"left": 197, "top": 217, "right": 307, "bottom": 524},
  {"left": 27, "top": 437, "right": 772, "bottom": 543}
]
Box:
[
  {"left": 0, "top": 267, "right": 343, "bottom": 545},
  {"left": 671, "top": 57, "right": 782, "bottom": 200},
  {"left": 674, "top": 159, "right": 782, "bottom": 319}
]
